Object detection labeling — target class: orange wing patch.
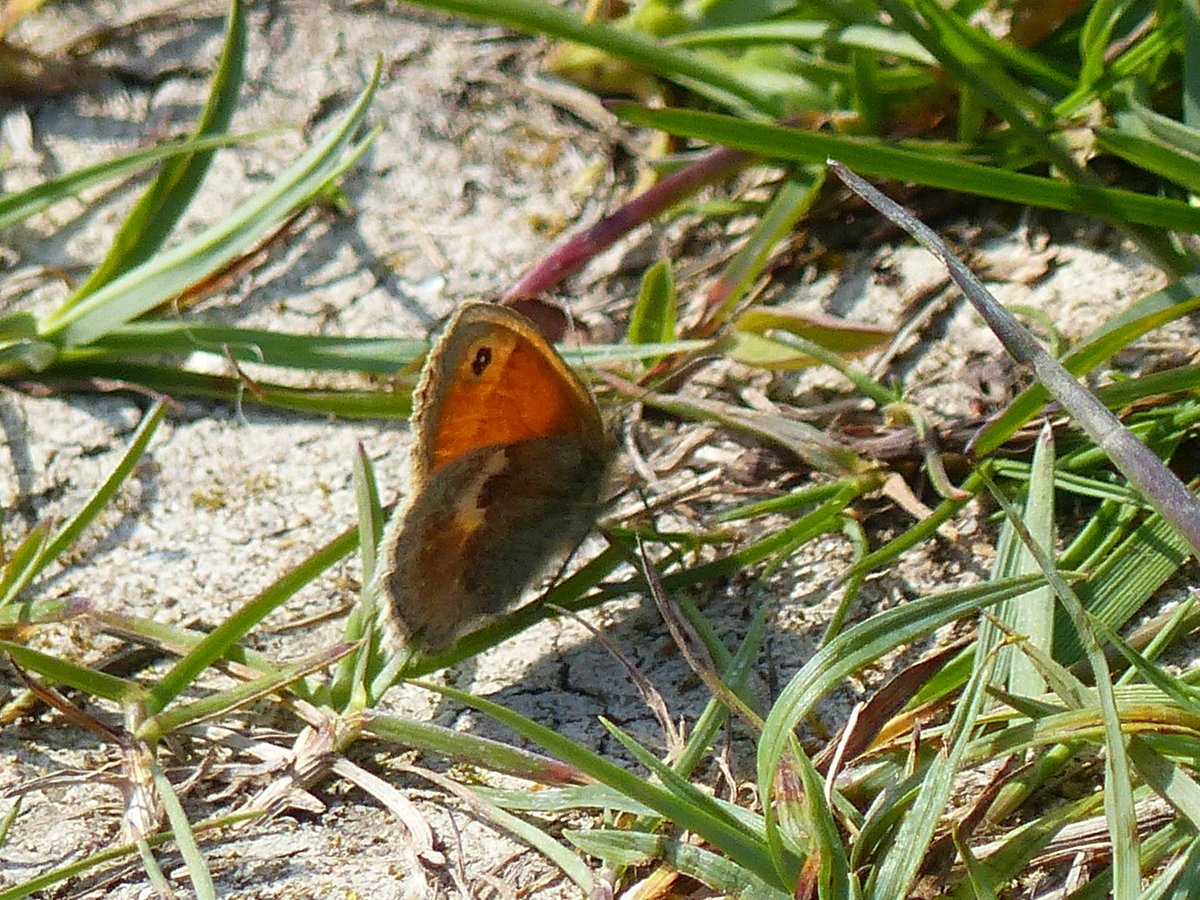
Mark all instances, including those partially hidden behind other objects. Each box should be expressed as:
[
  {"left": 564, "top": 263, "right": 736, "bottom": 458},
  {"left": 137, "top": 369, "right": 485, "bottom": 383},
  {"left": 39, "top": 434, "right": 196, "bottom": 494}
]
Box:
[{"left": 428, "top": 331, "right": 591, "bottom": 473}]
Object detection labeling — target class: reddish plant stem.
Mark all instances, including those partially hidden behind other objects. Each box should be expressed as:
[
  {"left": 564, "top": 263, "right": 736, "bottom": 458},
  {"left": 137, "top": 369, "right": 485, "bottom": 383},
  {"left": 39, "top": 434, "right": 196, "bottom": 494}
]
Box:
[{"left": 503, "top": 145, "right": 754, "bottom": 300}]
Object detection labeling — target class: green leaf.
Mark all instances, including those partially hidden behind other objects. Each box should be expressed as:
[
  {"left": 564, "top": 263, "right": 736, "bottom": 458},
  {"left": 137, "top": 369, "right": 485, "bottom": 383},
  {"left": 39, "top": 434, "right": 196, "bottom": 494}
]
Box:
[{"left": 628, "top": 259, "right": 677, "bottom": 356}]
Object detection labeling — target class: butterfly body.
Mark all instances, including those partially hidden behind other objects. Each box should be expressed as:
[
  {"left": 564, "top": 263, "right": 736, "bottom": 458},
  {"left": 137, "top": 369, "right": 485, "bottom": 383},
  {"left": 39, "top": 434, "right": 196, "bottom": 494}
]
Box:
[{"left": 379, "top": 302, "right": 607, "bottom": 648}]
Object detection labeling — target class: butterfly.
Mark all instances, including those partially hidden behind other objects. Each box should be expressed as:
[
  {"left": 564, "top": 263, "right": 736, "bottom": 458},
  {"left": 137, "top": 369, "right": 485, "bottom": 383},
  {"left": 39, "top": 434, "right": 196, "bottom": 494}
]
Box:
[{"left": 377, "top": 302, "right": 608, "bottom": 648}]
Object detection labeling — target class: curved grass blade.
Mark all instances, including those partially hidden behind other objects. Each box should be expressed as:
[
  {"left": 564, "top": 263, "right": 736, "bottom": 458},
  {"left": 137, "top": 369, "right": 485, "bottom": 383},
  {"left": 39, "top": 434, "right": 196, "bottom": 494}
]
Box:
[
  {"left": 415, "top": 678, "right": 790, "bottom": 889},
  {"left": 832, "top": 161, "right": 1200, "bottom": 559},
  {"left": 757, "top": 574, "right": 1046, "bottom": 871},
  {"left": 403, "top": 0, "right": 779, "bottom": 115},
  {"left": 40, "top": 61, "right": 381, "bottom": 347},
  {"left": 0, "top": 133, "right": 253, "bottom": 233},
  {"left": 566, "top": 830, "right": 791, "bottom": 898},
  {"left": 610, "top": 105, "right": 1200, "bottom": 235},
  {"left": 407, "top": 765, "right": 593, "bottom": 892},
  {"left": 0, "top": 400, "right": 167, "bottom": 609},
  {"left": 66, "top": 0, "right": 247, "bottom": 303},
  {"left": 362, "top": 710, "right": 589, "bottom": 786},
  {"left": 0, "top": 523, "right": 49, "bottom": 609}
]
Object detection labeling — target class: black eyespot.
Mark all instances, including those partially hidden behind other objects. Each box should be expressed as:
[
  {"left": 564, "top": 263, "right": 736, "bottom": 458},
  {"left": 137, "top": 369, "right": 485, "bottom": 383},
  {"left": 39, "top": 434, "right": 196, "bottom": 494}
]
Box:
[{"left": 471, "top": 346, "right": 492, "bottom": 376}]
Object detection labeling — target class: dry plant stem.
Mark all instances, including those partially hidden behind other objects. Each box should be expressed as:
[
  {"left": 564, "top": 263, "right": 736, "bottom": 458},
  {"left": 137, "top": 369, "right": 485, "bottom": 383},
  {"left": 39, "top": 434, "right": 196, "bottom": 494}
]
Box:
[
  {"left": 547, "top": 602, "right": 684, "bottom": 756},
  {"left": 503, "top": 146, "right": 752, "bottom": 299},
  {"left": 829, "top": 160, "right": 1200, "bottom": 559},
  {"left": 636, "top": 537, "right": 764, "bottom": 734}
]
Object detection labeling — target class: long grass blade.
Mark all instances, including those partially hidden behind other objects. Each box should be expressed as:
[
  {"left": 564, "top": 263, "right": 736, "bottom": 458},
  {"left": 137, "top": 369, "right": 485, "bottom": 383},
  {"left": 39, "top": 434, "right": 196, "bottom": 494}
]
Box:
[
  {"left": 66, "top": 0, "right": 247, "bottom": 302},
  {"left": 611, "top": 105, "right": 1200, "bottom": 234},
  {"left": 40, "top": 61, "right": 381, "bottom": 346}
]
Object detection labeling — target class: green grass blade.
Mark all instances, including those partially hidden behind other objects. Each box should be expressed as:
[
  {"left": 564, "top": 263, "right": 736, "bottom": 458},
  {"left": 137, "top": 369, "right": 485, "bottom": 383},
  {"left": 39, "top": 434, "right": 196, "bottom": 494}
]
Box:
[
  {"left": 343, "top": 442, "right": 385, "bottom": 710},
  {"left": 139, "top": 643, "right": 354, "bottom": 742},
  {"left": 1128, "top": 737, "right": 1200, "bottom": 833},
  {"left": 1078, "top": 0, "right": 1127, "bottom": 90},
  {"left": 610, "top": 104, "right": 1200, "bottom": 234},
  {"left": 978, "top": 474, "right": 1141, "bottom": 898},
  {"left": 82, "top": 321, "right": 426, "bottom": 373},
  {"left": 793, "top": 744, "right": 851, "bottom": 897},
  {"left": 628, "top": 259, "right": 677, "bottom": 354},
  {"left": 1095, "top": 127, "right": 1200, "bottom": 194},
  {"left": 705, "top": 168, "right": 825, "bottom": 328},
  {"left": 1057, "top": 512, "right": 1192, "bottom": 665},
  {"left": 599, "top": 717, "right": 764, "bottom": 841},
  {"left": 40, "top": 62, "right": 380, "bottom": 347},
  {"left": 0, "top": 133, "right": 253, "bottom": 233},
  {"left": 362, "top": 710, "right": 588, "bottom": 785},
  {"left": 869, "top": 641, "right": 993, "bottom": 898},
  {"left": 148, "top": 755, "right": 216, "bottom": 899},
  {"left": 954, "top": 827, "right": 999, "bottom": 900},
  {"left": 403, "top": 0, "right": 780, "bottom": 115},
  {"left": 566, "top": 830, "right": 791, "bottom": 898},
  {"left": 33, "top": 358, "right": 415, "bottom": 419},
  {"left": 665, "top": 21, "right": 936, "bottom": 66},
  {"left": 66, "top": 0, "right": 246, "bottom": 302},
  {"left": 29, "top": 399, "right": 166, "bottom": 579},
  {"left": 758, "top": 575, "right": 1046, "bottom": 849},
  {"left": 0, "top": 812, "right": 257, "bottom": 900},
  {"left": 973, "top": 279, "right": 1200, "bottom": 457},
  {"left": 1007, "top": 426, "right": 1057, "bottom": 698},
  {"left": 1140, "top": 833, "right": 1200, "bottom": 900},
  {"left": 144, "top": 517, "right": 356, "bottom": 715},
  {"left": 416, "top": 678, "right": 791, "bottom": 889},
  {"left": 0, "top": 641, "right": 145, "bottom": 703},
  {"left": 0, "top": 523, "right": 50, "bottom": 608},
  {"left": 479, "top": 784, "right": 655, "bottom": 816}
]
